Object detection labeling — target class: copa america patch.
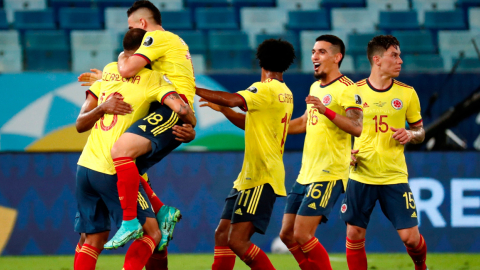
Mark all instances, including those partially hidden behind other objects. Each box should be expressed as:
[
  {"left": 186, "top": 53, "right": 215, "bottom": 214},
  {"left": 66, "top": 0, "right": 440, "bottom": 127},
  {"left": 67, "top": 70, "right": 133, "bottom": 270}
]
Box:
[
  {"left": 143, "top": 36, "right": 154, "bottom": 47},
  {"left": 163, "top": 75, "right": 172, "bottom": 84},
  {"left": 341, "top": 204, "right": 347, "bottom": 213},
  {"left": 391, "top": 98, "right": 403, "bottom": 110},
  {"left": 247, "top": 86, "right": 258, "bottom": 93},
  {"left": 322, "top": 94, "right": 332, "bottom": 106},
  {"left": 355, "top": 94, "right": 362, "bottom": 105}
]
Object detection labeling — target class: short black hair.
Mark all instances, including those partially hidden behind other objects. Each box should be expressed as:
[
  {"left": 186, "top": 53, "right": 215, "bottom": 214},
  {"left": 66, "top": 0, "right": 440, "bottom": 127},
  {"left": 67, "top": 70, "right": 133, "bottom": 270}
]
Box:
[
  {"left": 315, "top": 35, "right": 346, "bottom": 68},
  {"left": 127, "top": 0, "right": 162, "bottom": 26},
  {"left": 256, "top": 39, "right": 296, "bottom": 73},
  {"left": 123, "top": 28, "right": 147, "bottom": 51},
  {"left": 367, "top": 35, "right": 400, "bottom": 65}
]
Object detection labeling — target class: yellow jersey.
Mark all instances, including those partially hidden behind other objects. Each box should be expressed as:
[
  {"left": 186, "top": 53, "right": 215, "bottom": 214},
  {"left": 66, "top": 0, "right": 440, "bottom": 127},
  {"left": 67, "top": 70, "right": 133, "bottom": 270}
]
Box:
[
  {"left": 134, "top": 30, "right": 196, "bottom": 108},
  {"left": 296, "top": 75, "right": 363, "bottom": 187},
  {"left": 233, "top": 78, "right": 294, "bottom": 196},
  {"left": 350, "top": 79, "right": 422, "bottom": 185},
  {"left": 77, "top": 62, "right": 176, "bottom": 175}
]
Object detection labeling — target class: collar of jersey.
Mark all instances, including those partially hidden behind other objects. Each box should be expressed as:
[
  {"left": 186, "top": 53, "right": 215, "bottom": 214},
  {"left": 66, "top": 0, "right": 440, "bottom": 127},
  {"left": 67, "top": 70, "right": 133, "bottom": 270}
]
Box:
[
  {"left": 270, "top": 78, "right": 285, "bottom": 83},
  {"left": 366, "top": 78, "right": 394, "bottom": 92},
  {"left": 319, "top": 74, "right": 344, "bottom": 88}
]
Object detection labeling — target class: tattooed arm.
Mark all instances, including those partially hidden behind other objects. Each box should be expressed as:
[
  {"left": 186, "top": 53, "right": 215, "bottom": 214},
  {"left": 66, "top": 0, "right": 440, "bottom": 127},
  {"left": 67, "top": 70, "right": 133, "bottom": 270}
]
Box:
[
  {"left": 163, "top": 92, "right": 197, "bottom": 127},
  {"left": 391, "top": 121, "right": 425, "bottom": 145}
]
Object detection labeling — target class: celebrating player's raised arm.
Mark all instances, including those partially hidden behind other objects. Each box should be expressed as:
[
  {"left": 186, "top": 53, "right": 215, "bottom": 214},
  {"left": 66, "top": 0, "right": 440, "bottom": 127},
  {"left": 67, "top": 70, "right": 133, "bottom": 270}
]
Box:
[
  {"left": 163, "top": 92, "right": 197, "bottom": 127},
  {"left": 306, "top": 95, "right": 363, "bottom": 137},
  {"left": 196, "top": 87, "right": 245, "bottom": 108},
  {"left": 288, "top": 110, "right": 307, "bottom": 134},
  {"left": 76, "top": 91, "right": 133, "bottom": 133},
  {"left": 118, "top": 52, "right": 148, "bottom": 79},
  {"left": 199, "top": 98, "right": 246, "bottom": 130}
]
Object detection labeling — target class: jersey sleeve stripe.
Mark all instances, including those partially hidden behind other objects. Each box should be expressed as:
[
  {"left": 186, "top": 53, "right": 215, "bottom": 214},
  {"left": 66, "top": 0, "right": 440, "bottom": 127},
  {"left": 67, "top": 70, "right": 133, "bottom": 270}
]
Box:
[
  {"left": 86, "top": 90, "right": 98, "bottom": 100},
  {"left": 408, "top": 119, "right": 423, "bottom": 125},
  {"left": 160, "top": 91, "right": 177, "bottom": 105},
  {"left": 346, "top": 107, "right": 362, "bottom": 112},
  {"left": 234, "top": 93, "right": 248, "bottom": 111},
  {"left": 133, "top": 53, "right": 152, "bottom": 64}
]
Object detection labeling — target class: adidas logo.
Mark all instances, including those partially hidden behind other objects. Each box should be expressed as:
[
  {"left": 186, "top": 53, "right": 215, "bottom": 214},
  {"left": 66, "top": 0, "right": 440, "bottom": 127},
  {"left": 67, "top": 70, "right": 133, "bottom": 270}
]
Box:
[
  {"left": 138, "top": 125, "right": 146, "bottom": 132},
  {"left": 308, "top": 203, "right": 316, "bottom": 210},
  {"left": 235, "top": 208, "right": 243, "bottom": 215},
  {"left": 411, "top": 212, "right": 417, "bottom": 218},
  {"left": 363, "top": 102, "right": 369, "bottom": 108}
]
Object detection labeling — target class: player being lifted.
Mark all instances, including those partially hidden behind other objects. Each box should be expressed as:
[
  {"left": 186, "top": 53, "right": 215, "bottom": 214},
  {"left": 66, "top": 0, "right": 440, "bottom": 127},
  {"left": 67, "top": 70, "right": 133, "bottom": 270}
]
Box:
[
  {"left": 278, "top": 35, "right": 363, "bottom": 270},
  {"left": 341, "top": 35, "right": 427, "bottom": 270},
  {"left": 79, "top": 0, "right": 197, "bottom": 250},
  {"left": 197, "top": 39, "right": 295, "bottom": 270},
  {"left": 74, "top": 28, "right": 195, "bottom": 270}
]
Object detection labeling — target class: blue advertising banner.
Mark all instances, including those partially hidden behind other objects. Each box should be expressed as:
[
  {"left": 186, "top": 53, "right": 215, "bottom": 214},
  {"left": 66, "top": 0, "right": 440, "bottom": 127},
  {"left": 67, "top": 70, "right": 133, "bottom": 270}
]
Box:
[{"left": 0, "top": 152, "right": 479, "bottom": 255}]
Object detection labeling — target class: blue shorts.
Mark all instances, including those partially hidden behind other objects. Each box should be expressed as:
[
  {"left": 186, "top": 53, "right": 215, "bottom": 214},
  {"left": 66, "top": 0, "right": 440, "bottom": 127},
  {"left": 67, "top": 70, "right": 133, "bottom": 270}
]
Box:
[
  {"left": 340, "top": 179, "right": 419, "bottom": 230},
  {"left": 220, "top": 184, "right": 277, "bottom": 235},
  {"left": 284, "top": 180, "right": 343, "bottom": 223},
  {"left": 74, "top": 165, "right": 155, "bottom": 234},
  {"left": 126, "top": 102, "right": 183, "bottom": 175}
]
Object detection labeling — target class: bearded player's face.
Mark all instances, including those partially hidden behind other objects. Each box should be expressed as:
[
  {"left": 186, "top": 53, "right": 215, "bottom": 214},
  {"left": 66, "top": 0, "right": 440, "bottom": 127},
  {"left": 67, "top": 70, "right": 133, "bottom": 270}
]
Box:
[
  {"left": 311, "top": 41, "right": 338, "bottom": 79},
  {"left": 379, "top": 45, "right": 403, "bottom": 78}
]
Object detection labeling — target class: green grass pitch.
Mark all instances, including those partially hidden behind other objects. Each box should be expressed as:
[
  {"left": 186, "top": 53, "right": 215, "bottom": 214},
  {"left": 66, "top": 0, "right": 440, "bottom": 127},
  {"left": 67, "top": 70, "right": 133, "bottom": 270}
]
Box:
[{"left": 0, "top": 253, "right": 479, "bottom": 270}]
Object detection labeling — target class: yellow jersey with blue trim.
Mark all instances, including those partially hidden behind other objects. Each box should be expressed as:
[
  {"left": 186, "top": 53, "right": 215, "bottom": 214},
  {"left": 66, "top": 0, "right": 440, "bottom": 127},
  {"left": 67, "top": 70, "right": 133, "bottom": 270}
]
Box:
[
  {"left": 134, "top": 30, "right": 195, "bottom": 108},
  {"left": 77, "top": 62, "right": 176, "bottom": 175},
  {"left": 296, "top": 75, "right": 363, "bottom": 187},
  {"left": 233, "top": 78, "right": 294, "bottom": 196},
  {"left": 350, "top": 79, "right": 422, "bottom": 185}
]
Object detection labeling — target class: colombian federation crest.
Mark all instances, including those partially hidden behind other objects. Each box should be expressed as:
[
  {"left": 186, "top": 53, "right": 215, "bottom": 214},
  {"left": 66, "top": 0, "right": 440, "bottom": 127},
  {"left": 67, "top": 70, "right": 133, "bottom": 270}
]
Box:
[
  {"left": 391, "top": 98, "right": 403, "bottom": 110},
  {"left": 322, "top": 94, "right": 332, "bottom": 106},
  {"left": 341, "top": 204, "right": 347, "bottom": 213}
]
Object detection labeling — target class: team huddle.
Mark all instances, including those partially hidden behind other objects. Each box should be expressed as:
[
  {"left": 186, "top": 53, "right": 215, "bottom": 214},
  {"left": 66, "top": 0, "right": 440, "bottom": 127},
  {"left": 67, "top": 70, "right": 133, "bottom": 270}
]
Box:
[{"left": 72, "top": 1, "right": 428, "bottom": 270}]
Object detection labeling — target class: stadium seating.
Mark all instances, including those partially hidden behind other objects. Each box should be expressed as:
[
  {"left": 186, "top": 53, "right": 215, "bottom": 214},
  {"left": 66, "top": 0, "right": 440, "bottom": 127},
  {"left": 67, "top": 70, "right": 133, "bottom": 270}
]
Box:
[
  {"left": 162, "top": 10, "right": 194, "bottom": 30},
  {"left": 277, "top": 0, "right": 320, "bottom": 10},
  {"left": 470, "top": 7, "right": 480, "bottom": 31},
  {"left": 24, "top": 30, "right": 70, "bottom": 71},
  {"left": 50, "top": 0, "right": 93, "bottom": 20},
  {"left": 355, "top": 54, "right": 371, "bottom": 72},
  {"left": 347, "top": 32, "right": 380, "bottom": 55},
  {"left": 411, "top": 0, "right": 455, "bottom": 23},
  {"left": 0, "top": 9, "right": 7, "bottom": 29},
  {"left": 378, "top": 11, "right": 420, "bottom": 31},
  {"left": 176, "top": 30, "right": 208, "bottom": 55},
  {"left": 424, "top": 10, "right": 466, "bottom": 30},
  {"left": 153, "top": 0, "right": 184, "bottom": 11},
  {"left": 287, "top": 10, "right": 330, "bottom": 31},
  {"left": 104, "top": 7, "right": 128, "bottom": 36},
  {"left": 367, "top": 0, "right": 409, "bottom": 24},
  {"left": 71, "top": 30, "right": 116, "bottom": 72},
  {"left": 454, "top": 57, "right": 480, "bottom": 72},
  {"left": 402, "top": 54, "right": 444, "bottom": 72},
  {"left": 14, "top": 9, "right": 56, "bottom": 30},
  {"left": 240, "top": 7, "right": 288, "bottom": 48},
  {"left": 321, "top": 0, "right": 365, "bottom": 9},
  {"left": 4, "top": 0, "right": 47, "bottom": 23},
  {"left": 438, "top": 30, "right": 480, "bottom": 69},
  {"left": 231, "top": 0, "right": 275, "bottom": 8},
  {"left": 195, "top": 7, "right": 238, "bottom": 30},
  {"left": 0, "top": 30, "right": 22, "bottom": 72},
  {"left": 392, "top": 31, "right": 436, "bottom": 54},
  {"left": 190, "top": 54, "right": 206, "bottom": 74},
  {"left": 185, "top": 0, "right": 229, "bottom": 9},
  {"left": 332, "top": 8, "right": 376, "bottom": 33},
  {"left": 59, "top": 8, "right": 102, "bottom": 30},
  {"left": 208, "top": 31, "right": 252, "bottom": 70},
  {"left": 340, "top": 54, "right": 355, "bottom": 73}
]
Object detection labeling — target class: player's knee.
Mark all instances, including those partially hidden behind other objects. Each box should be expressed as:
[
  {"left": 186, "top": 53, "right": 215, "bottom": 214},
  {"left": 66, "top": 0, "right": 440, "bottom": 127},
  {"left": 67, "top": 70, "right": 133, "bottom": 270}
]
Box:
[
  {"left": 149, "top": 229, "right": 162, "bottom": 246},
  {"left": 227, "top": 237, "right": 243, "bottom": 252},
  {"left": 346, "top": 224, "right": 365, "bottom": 240},
  {"left": 279, "top": 229, "right": 294, "bottom": 245},
  {"left": 293, "top": 230, "right": 310, "bottom": 245},
  {"left": 401, "top": 234, "right": 419, "bottom": 248}
]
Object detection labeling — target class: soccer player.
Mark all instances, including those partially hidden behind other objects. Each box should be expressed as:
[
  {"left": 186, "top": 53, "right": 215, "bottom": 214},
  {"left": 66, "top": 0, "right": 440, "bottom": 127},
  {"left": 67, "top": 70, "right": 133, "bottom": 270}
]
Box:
[
  {"left": 74, "top": 28, "right": 196, "bottom": 270},
  {"left": 198, "top": 39, "right": 295, "bottom": 270},
  {"left": 278, "top": 35, "right": 363, "bottom": 270},
  {"left": 341, "top": 35, "right": 427, "bottom": 270},
  {"left": 78, "top": 0, "right": 198, "bottom": 250}
]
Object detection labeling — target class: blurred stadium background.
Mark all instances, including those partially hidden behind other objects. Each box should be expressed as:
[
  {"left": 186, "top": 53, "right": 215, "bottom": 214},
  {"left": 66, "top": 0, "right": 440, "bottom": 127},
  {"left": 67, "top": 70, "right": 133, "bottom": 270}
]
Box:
[{"left": 1, "top": 0, "right": 480, "bottom": 269}]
